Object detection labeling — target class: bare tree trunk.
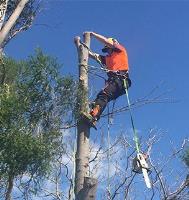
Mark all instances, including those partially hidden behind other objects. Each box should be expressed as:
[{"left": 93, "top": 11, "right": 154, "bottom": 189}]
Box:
[
  {"left": 74, "top": 32, "right": 90, "bottom": 197},
  {"left": 0, "top": 0, "right": 9, "bottom": 30},
  {"left": 74, "top": 33, "right": 97, "bottom": 200},
  {"left": 0, "top": 0, "right": 29, "bottom": 47},
  {"left": 77, "top": 177, "right": 98, "bottom": 200},
  {"left": 5, "top": 175, "right": 14, "bottom": 200}
]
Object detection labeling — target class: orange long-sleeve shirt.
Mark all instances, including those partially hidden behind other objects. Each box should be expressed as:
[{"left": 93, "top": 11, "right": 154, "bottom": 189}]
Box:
[{"left": 101, "top": 43, "right": 129, "bottom": 71}]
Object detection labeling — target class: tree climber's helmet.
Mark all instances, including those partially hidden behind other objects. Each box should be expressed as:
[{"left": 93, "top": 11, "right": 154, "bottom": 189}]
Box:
[{"left": 102, "top": 38, "right": 118, "bottom": 53}]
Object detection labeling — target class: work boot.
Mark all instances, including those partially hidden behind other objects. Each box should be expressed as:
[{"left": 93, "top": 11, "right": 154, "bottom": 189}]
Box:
[
  {"left": 89, "top": 101, "right": 96, "bottom": 109},
  {"left": 90, "top": 105, "right": 101, "bottom": 119},
  {"left": 80, "top": 111, "right": 97, "bottom": 130},
  {"left": 80, "top": 105, "right": 101, "bottom": 130}
]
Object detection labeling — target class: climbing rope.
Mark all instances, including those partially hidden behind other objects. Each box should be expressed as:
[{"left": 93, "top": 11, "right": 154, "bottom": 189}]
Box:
[
  {"left": 123, "top": 79, "right": 140, "bottom": 153},
  {"left": 79, "top": 63, "right": 107, "bottom": 80}
]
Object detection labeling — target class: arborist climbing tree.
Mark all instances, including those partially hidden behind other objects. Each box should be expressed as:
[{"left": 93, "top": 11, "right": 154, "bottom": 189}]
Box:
[
  {"left": 82, "top": 31, "right": 131, "bottom": 129},
  {"left": 81, "top": 31, "right": 151, "bottom": 188}
]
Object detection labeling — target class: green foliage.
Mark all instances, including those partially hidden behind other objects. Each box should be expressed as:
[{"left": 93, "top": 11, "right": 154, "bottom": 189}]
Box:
[
  {"left": 0, "top": 49, "right": 77, "bottom": 195},
  {"left": 0, "top": 57, "right": 19, "bottom": 84},
  {"left": 6, "top": 0, "right": 35, "bottom": 27},
  {"left": 0, "top": 131, "right": 50, "bottom": 178},
  {"left": 2, "top": 0, "right": 40, "bottom": 48}
]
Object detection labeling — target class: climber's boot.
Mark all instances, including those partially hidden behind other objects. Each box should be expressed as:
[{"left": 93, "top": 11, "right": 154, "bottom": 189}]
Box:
[{"left": 81, "top": 111, "right": 97, "bottom": 130}]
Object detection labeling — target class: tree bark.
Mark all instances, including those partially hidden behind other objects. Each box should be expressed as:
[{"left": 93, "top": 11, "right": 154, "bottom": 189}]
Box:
[
  {"left": 0, "top": 0, "right": 29, "bottom": 47},
  {"left": 5, "top": 175, "right": 14, "bottom": 200},
  {"left": 77, "top": 177, "right": 98, "bottom": 200},
  {"left": 74, "top": 32, "right": 90, "bottom": 197},
  {"left": 0, "top": 0, "right": 9, "bottom": 30},
  {"left": 74, "top": 33, "right": 97, "bottom": 200}
]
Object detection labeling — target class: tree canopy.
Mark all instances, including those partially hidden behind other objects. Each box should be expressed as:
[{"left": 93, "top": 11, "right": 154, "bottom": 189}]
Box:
[{"left": 0, "top": 49, "right": 77, "bottom": 199}]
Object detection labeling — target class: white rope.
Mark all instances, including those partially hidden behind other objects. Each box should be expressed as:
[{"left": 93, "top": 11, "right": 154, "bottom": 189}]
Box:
[
  {"left": 70, "top": 122, "right": 77, "bottom": 200},
  {"left": 107, "top": 104, "right": 111, "bottom": 199}
]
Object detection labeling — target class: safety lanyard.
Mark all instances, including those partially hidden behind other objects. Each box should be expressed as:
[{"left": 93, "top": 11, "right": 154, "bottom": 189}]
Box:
[{"left": 123, "top": 79, "right": 140, "bottom": 153}]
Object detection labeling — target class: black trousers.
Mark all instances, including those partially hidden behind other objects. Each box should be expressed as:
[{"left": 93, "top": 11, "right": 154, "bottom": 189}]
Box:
[{"left": 93, "top": 75, "right": 131, "bottom": 120}]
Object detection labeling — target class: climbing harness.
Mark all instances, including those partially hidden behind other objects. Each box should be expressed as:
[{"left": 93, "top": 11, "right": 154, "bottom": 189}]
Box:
[{"left": 123, "top": 79, "right": 151, "bottom": 188}]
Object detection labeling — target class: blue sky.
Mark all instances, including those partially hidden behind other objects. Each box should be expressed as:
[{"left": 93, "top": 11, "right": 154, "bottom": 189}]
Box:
[{"left": 5, "top": 0, "right": 189, "bottom": 199}]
